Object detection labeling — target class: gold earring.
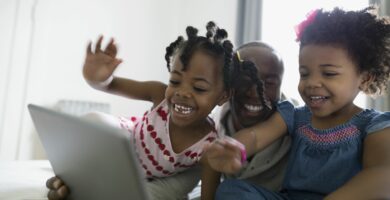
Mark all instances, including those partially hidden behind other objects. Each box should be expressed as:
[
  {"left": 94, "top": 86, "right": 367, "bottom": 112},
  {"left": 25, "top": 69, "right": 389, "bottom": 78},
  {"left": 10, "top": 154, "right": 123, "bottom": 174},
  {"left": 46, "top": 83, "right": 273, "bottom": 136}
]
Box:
[{"left": 236, "top": 51, "right": 243, "bottom": 62}]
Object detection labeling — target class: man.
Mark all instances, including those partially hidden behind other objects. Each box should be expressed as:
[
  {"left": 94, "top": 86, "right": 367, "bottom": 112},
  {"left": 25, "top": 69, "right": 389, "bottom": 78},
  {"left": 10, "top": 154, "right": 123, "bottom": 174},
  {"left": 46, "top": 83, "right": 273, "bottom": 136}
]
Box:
[{"left": 212, "top": 41, "right": 294, "bottom": 191}]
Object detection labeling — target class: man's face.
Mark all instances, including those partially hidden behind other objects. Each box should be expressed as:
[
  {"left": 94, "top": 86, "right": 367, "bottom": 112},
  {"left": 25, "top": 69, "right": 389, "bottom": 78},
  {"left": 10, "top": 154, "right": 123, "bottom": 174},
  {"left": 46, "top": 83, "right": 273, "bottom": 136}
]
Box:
[{"left": 231, "top": 46, "right": 283, "bottom": 129}]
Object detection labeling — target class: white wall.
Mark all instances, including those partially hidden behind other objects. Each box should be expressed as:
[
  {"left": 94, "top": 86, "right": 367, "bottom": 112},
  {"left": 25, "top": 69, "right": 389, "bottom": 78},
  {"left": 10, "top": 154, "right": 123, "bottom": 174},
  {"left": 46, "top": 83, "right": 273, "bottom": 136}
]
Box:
[{"left": 0, "top": 0, "right": 238, "bottom": 160}]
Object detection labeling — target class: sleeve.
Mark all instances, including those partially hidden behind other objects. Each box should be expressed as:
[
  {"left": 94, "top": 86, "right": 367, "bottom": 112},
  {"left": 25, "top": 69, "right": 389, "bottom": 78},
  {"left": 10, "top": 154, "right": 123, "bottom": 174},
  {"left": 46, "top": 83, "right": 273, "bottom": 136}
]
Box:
[
  {"left": 366, "top": 111, "right": 390, "bottom": 134},
  {"left": 210, "top": 104, "right": 230, "bottom": 137},
  {"left": 276, "top": 100, "right": 296, "bottom": 135}
]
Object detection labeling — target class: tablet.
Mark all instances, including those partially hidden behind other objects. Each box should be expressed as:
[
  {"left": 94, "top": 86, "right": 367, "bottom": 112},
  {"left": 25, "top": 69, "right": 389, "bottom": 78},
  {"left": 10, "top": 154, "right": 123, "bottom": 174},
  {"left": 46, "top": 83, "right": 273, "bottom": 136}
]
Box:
[{"left": 28, "top": 104, "right": 149, "bottom": 200}]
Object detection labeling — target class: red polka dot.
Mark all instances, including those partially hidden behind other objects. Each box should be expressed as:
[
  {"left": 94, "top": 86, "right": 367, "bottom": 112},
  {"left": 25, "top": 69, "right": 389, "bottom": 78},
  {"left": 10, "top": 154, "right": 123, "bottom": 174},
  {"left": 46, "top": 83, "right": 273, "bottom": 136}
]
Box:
[
  {"left": 144, "top": 148, "right": 150, "bottom": 154},
  {"left": 147, "top": 125, "right": 154, "bottom": 131},
  {"left": 152, "top": 160, "right": 158, "bottom": 166},
  {"left": 190, "top": 152, "right": 198, "bottom": 159},
  {"left": 159, "top": 144, "right": 165, "bottom": 150}
]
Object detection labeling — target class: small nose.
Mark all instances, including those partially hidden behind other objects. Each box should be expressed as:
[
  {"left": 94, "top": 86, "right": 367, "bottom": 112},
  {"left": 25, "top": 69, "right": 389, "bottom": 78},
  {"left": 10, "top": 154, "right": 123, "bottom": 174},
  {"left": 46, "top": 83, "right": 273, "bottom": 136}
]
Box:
[
  {"left": 306, "top": 76, "right": 322, "bottom": 88},
  {"left": 174, "top": 89, "right": 191, "bottom": 98},
  {"left": 246, "top": 84, "right": 260, "bottom": 98}
]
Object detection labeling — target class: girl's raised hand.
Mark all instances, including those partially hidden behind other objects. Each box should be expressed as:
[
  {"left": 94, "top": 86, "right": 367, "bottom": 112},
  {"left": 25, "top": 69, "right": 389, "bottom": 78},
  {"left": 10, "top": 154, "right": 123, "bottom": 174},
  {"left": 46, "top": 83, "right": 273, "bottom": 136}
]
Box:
[
  {"left": 203, "top": 137, "right": 245, "bottom": 174},
  {"left": 82, "top": 35, "right": 122, "bottom": 86}
]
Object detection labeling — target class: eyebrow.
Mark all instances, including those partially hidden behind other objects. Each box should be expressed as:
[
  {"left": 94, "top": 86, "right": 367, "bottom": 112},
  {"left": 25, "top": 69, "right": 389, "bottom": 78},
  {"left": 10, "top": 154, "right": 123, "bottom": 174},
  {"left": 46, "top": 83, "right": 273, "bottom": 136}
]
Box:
[
  {"left": 171, "top": 69, "right": 212, "bottom": 85},
  {"left": 193, "top": 77, "right": 211, "bottom": 85},
  {"left": 319, "top": 64, "right": 342, "bottom": 68},
  {"left": 171, "top": 69, "right": 182, "bottom": 76},
  {"left": 299, "top": 64, "right": 342, "bottom": 69}
]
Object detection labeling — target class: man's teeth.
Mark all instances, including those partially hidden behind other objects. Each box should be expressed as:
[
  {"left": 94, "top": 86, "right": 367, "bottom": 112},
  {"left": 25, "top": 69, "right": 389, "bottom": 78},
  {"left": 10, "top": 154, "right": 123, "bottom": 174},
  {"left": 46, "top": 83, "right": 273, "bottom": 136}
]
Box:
[
  {"left": 174, "top": 104, "right": 193, "bottom": 114},
  {"left": 244, "top": 104, "right": 262, "bottom": 112}
]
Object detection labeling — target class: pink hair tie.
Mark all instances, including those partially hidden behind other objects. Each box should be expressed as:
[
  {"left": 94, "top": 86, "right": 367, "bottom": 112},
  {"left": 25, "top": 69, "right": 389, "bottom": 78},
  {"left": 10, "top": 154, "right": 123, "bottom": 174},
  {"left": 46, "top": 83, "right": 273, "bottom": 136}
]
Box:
[{"left": 294, "top": 9, "right": 319, "bottom": 41}]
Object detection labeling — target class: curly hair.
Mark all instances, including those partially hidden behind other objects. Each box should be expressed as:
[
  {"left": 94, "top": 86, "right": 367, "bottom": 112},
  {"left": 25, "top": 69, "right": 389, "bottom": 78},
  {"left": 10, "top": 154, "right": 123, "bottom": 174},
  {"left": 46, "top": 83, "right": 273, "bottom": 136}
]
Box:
[
  {"left": 164, "top": 21, "right": 234, "bottom": 90},
  {"left": 298, "top": 6, "right": 390, "bottom": 95}
]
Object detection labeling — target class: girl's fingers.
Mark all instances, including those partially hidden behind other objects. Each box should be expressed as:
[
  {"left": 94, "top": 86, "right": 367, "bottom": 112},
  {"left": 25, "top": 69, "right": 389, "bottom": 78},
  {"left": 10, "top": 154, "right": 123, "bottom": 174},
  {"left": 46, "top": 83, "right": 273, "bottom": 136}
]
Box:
[
  {"left": 46, "top": 176, "right": 60, "bottom": 189},
  {"left": 47, "top": 186, "right": 68, "bottom": 200},
  {"left": 57, "top": 185, "right": 70, "bottom": 198},
  {"left": 104, "top": 38, "right": 118, "bottom": 57},
  {"left": 113, "top": 58, "right": 122, "bottom": 67},
  {"left": 203, "top": 137, "right": 245, "bottom": 173},
  {"left": 91, "top": 36, "right": 119, "bottom": 58},
  {"left": 95, "top": 35, "right": 104, "bottom": 52},
  {"left": 206, "top": 139, "right": 241, "bottom": 161},
  {"left": 86, "top": 41, "right": 92, "bottom": 54},
  {"left": 48, "top": 190, "right": 61, "bottom": 200},
  {"left": 204, "top": 142, "right": 226, "bottom": 158},
  {"left": 47, "top": 178, "right": 69, "bottom": 200},
  {"left": 216, "top": 137, "right": 243, "bottom": 153}
]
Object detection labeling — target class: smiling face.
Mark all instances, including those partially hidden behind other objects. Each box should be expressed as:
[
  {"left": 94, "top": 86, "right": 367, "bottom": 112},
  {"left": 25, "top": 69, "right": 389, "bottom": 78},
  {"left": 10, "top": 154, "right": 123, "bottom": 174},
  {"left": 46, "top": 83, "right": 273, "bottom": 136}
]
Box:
[
  {"left": 298, "top": 44, "right": 365, "bottom": 124},
  {"left": 231, "top": 46, "right": 284, "bottom": 128},
  {"left": 165, "top": 50, "right": 228, "bottom": 128}
]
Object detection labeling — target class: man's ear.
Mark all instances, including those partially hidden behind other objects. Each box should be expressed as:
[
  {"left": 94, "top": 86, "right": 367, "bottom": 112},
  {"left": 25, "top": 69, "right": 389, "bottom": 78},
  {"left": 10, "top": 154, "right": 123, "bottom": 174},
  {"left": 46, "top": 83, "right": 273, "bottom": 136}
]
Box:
[{"left": 217, "top": 89, "right": 233, "bottom": 106}]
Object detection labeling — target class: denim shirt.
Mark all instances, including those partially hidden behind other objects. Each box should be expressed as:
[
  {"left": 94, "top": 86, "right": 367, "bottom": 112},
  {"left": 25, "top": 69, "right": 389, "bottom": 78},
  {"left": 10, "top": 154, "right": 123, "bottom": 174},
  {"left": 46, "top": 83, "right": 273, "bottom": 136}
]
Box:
[{"left": 277, "top": 101, "right": 390, "bottom": 199}]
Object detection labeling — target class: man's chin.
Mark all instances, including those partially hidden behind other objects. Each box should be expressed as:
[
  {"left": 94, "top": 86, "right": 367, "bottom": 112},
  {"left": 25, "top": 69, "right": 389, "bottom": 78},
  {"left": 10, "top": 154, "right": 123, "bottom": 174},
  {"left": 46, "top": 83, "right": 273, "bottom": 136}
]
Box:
[
  {"left": 239, "top": 111, "right": 274, "bottom": 126},
  {"left": 238, "top": 117, "right": 260, "bottom": 128}
]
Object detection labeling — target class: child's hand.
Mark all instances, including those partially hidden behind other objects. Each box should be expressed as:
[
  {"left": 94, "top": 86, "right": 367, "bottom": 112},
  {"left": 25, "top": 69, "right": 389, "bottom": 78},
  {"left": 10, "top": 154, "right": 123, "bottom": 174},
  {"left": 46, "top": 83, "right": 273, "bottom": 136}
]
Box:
[
  {"left": 203, "top": 137, "right": 245, "bottom": 174},
  {"left": 46, "top": 176, "right": 69, "bottom": 200},
  {"left": 83, "top": 35, "right": 122, "bottom": 87}
]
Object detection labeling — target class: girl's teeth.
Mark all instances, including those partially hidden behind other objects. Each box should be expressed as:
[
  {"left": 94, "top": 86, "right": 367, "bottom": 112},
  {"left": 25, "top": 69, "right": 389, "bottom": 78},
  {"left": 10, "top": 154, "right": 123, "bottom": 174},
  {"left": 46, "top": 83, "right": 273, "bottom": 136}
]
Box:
[
  {"left": 174, "top": 104, "right": 193, "bottom": 114},
  {"left": 310, "top": 96, "right": 327, "bottom": 100}
]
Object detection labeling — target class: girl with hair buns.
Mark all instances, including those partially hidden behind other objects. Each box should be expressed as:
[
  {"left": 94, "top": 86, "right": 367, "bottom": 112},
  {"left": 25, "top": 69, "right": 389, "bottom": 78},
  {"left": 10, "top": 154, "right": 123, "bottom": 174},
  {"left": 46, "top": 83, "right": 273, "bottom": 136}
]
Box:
[{"left": 47, "top": 21, "right": 234, "bottom": 200}]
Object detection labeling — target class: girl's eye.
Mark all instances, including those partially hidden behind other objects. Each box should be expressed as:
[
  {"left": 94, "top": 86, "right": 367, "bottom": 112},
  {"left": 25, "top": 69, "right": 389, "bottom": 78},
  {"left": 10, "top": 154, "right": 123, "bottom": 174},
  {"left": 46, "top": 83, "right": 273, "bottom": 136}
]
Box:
[
  {"left": 299, "top": 73, "right": 308, "bottom": 79},
  {"left": 323, "top": 72, "right": 338, "bottom": 77},
  {"left": 299, "top": 67, "right": 309, "bottom": 79},
  {"left": 194, "top": 87, "right": 207, "bottom": 92},
  {"left": 169, "top": 80, "right": 180, "bottom": 85}
]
